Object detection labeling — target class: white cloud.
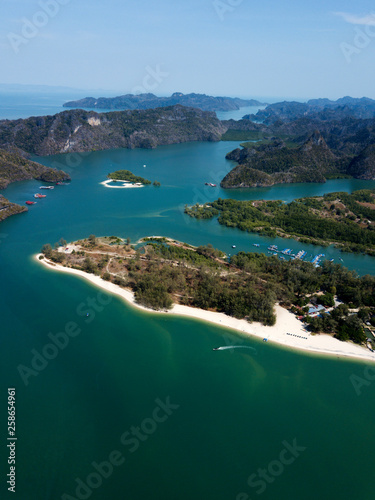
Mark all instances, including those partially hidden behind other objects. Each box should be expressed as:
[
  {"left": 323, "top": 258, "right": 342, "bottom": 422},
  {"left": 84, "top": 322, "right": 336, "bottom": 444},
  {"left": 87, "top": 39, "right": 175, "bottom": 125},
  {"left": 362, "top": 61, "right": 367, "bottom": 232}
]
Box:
[{"left": 334, "top": 11, "right": 375, "bottom": 26}]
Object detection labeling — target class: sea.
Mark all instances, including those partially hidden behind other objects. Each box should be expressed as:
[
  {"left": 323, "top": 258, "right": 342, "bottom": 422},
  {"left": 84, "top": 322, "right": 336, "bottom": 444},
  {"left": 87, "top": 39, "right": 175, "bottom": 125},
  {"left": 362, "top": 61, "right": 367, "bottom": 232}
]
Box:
[{"left": 1, "top": 90, "right": 375, "bottom": 500}]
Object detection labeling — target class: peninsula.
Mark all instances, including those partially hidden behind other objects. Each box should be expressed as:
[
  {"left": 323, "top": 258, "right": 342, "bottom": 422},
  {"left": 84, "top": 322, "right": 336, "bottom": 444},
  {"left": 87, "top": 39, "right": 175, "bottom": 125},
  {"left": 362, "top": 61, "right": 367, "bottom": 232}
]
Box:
[
  {"left": 0, "top": 147, "right": 70, "bottom": 189},
  {"left": 0, "top": 194, "right": 27, "bottom": 222},
  {"left": 185, "top": 189, "right": 375, "bottom": 256},
  {"left": 37, "top": 236, "right": 375, "bottom": 361}
]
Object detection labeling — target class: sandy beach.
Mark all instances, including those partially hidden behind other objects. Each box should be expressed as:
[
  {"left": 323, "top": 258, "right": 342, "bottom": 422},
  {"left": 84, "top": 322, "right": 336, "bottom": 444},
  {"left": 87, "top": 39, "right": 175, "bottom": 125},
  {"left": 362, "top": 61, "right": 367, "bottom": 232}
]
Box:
[
  {"left": 100, "top": 179, "right": 144, "bottom": 188},
  {"left": 35, "top": 254, "right": 375, "bottom": 363}
]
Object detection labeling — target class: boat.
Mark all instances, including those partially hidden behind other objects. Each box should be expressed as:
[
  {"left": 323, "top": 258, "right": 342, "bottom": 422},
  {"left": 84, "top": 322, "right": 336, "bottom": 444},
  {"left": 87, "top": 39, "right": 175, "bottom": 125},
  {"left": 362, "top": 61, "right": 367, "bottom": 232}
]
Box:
[
  {"left": 253, "top": 244, "right": 260, "bottom": 247},
  {"left": 295, "top": 250, "right": 307, "bottom": 260},
  {"left": 39, "top": 186, "right": 54, "bottom": 190},
  {"left": 213, "top": 347, "right": 220, "bottom": 351},
  {"left": 232, "top": 245, "right": 236, "bottom": 248},
  {"left": 25, "top": 201, "right": 36, "bottom": 205},
  {"left": 263, "top": 338, "right": 268, "bottom": 342},
  {"left": 34, "top": 193, "right": 46, "bottom": 198},
  {"left": 205, "top": 183, "right": 217, "bottom": 187},
  {"left": 143, "top": 165, "right": 146, "bottom": 168}
]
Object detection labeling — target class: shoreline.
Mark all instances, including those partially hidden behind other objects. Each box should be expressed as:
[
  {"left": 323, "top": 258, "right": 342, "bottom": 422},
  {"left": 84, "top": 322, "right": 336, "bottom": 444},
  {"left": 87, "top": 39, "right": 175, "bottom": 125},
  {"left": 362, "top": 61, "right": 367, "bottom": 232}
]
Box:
[
  {"left": 100, "top": 179, "right": 144, "bottom": 188},
  {"left": 35, "top": 254, "right": 375, "bottom": 363}
]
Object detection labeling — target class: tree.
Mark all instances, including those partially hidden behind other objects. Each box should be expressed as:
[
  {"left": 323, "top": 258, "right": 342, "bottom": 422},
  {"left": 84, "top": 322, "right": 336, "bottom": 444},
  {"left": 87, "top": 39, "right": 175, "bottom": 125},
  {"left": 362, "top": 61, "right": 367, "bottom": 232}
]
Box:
[
  {"left": 88, "top": 234, "right": 96, "bottom": 245},
  {"left": 41, "top": 244, "right": 52, "bottom": 257}
]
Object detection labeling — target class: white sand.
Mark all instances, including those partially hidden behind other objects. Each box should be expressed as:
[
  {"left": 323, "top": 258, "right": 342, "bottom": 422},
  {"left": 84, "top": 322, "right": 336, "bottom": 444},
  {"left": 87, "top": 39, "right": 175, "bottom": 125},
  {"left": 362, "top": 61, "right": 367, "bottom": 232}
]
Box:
[
  {"left": 100, "top": 180, "right": 144, "bottom": 188},
  {"left": 35, "top": 254, "right": 375, "bottom": 363}
]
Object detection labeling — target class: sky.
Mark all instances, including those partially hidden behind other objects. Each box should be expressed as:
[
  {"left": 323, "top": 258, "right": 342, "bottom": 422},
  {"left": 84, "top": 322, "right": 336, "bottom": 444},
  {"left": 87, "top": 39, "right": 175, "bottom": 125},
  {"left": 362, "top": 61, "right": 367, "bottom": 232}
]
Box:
[{"left": 1, "top": 0, "right": 375, "bottom": 100}]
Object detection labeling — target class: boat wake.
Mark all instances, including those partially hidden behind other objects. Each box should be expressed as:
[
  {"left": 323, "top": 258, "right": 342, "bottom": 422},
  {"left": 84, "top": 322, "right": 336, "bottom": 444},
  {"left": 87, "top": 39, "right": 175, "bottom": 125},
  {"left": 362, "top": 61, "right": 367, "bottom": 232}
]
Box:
[{"left": 213, "top": 346, "right": 257, "bottom": 352}]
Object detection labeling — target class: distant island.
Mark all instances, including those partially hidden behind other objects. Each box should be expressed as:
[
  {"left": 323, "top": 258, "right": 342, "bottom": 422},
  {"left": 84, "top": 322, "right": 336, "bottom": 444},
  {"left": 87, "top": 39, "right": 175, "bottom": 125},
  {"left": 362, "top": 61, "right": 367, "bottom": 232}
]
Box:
[
  {"left": 63, "top": 92, "right": 267, "bottom": 112},
  {"left": 185, "top": 189, "right": 375, "bottom": 256},
  {"left": 245, "top": 96, "right": 375, "bottom": 123},
  {"left": 37, "top": 235, "right": 375, "bottom": 360}
]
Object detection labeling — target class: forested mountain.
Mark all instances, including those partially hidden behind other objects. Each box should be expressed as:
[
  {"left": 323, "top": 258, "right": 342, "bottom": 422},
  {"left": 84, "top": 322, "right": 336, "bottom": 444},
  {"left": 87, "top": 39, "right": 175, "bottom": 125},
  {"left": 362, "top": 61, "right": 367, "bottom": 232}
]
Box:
[
  {"left": 0, "top": 148, "right": 70, "bottom": 189},
  {"left": 0, "top": 194, "right": 26, "bottom": 221},
  {"left": 245, "top": 97, "right": 375, "bottom": 124},
  {"left": 222, "top": 131, "right": 348, "bottom": 187},
  {"left": 0, "top": 105, "right": 226, "bottom": 156}
]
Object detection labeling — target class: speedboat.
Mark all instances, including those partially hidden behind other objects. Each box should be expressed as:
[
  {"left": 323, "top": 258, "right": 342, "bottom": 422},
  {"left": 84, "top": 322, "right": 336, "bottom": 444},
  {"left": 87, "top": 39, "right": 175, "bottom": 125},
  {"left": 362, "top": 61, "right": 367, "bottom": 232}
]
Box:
[
  {"left": 25, "top": 201, "right": 36, "bottom": 205},
  {"left": 213, "top": 347, "right": 220, "bottom": 351}
]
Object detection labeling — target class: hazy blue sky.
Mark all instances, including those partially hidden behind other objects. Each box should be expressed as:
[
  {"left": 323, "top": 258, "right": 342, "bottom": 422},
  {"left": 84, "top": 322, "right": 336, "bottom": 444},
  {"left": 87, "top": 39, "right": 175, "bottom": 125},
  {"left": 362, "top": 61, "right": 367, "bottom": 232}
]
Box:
[{"left": 1, "top": 0, "right": 375, "bottom": 99}]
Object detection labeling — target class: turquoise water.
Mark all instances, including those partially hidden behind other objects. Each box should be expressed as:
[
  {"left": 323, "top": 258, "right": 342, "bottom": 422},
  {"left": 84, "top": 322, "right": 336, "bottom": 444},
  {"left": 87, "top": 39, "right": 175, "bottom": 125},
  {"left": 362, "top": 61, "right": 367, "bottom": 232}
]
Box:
[{"left": 1, "top": 101, "right": 375, "bottom": 499}]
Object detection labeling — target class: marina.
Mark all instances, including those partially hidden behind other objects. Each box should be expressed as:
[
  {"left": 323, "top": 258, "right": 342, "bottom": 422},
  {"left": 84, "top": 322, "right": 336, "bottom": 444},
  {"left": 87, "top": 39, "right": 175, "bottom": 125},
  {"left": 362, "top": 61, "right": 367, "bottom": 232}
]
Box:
[{"left": 262, "top": 244, "right": 328, "bottom": 266}]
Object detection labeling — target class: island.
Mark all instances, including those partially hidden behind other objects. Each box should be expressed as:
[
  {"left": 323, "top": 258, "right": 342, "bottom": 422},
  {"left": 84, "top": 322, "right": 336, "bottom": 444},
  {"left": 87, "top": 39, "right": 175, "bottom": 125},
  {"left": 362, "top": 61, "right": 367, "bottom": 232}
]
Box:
[
  {"left": 109, "top": 169, "right": 151, "bottom": 184},
  {"left": 36, "top": 235, "right": 375, "bottom": 362},
  {"left": 63, "top": 92, "right": 267, "bottom": 112},
  {"left": 101, "top": 170, "right": 162, "bottom": 189},
  {"left": 185, "top": 189, "right": 375, "bottom": 256}
]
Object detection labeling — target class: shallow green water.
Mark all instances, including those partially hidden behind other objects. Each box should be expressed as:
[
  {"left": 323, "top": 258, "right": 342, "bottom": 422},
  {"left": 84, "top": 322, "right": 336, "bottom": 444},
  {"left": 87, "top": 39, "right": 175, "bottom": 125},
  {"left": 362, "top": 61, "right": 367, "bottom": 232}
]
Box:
[{"left": 1, "top": 140, "right": 375, "bottom": 500}]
